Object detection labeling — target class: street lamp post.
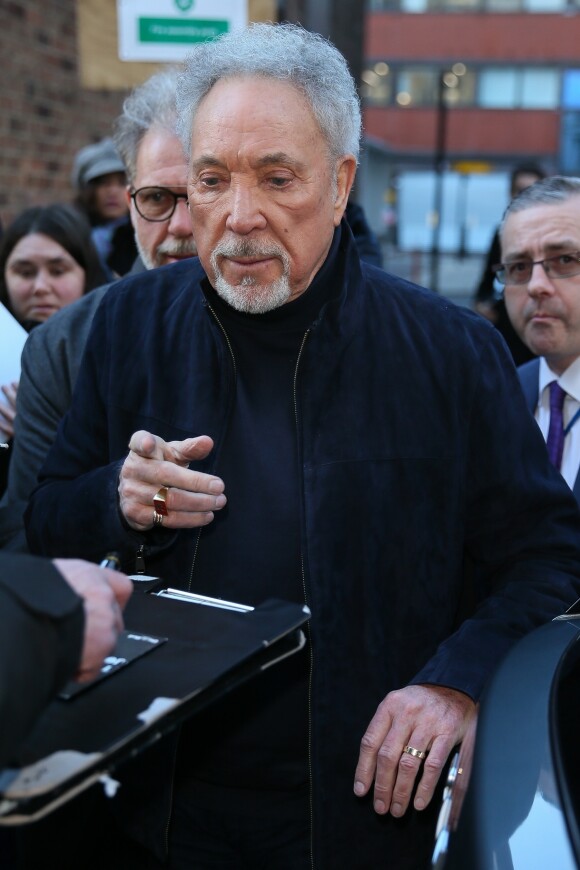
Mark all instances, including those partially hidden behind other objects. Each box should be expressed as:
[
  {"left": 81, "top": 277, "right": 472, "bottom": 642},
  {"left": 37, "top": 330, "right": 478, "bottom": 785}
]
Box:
[
  {"left": 429, "top": 69, "right": 448, "bottom": 294},
  {"left": 429, "top": 65, "right": 465, "bottom": 292}
]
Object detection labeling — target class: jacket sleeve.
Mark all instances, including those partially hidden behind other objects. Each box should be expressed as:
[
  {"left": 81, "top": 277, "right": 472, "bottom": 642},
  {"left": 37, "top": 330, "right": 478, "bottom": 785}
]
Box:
[
  {"left": 0, "top": 554, "right": 84, "bottom": 767},
  {"left": 412, "top": 332, "right": 580, "bottom": 699},
  {"left": 23, "top": 296, "right": 157, "bottom": 564}
]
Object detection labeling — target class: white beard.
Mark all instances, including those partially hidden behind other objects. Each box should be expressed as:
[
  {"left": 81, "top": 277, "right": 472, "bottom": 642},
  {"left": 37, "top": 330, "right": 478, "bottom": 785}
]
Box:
[{"left": 209, "top": 239, "right": 292, "bottom": 314}]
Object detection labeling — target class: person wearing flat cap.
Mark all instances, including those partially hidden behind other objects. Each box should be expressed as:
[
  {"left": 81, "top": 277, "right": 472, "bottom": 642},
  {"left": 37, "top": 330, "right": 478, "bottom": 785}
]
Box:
[{"left": 72, "top": 138, "right": 137, "bottom": 278}]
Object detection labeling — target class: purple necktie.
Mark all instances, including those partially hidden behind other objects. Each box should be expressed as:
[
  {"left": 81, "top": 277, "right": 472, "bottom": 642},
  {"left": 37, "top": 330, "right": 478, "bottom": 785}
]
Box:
[{"left": 546, "top": 381, "right": 567, "bottom": 471}]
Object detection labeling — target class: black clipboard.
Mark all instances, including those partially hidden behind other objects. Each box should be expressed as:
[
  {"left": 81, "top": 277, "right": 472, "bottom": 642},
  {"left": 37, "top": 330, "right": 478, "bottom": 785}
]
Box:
[{"left": 0, "top": 586, "right": 309, "bottom": 826}]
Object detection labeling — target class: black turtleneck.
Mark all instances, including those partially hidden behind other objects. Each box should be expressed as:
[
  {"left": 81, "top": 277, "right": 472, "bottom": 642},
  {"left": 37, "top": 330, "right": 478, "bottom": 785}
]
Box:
[{"left": 177, "top": 226, "right": 343, "bottom": 790}]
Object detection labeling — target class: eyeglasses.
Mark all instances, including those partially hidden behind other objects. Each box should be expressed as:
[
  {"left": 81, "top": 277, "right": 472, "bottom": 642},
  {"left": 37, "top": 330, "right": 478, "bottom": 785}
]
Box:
[
  {"left": 493, "top": 252, "right": 580, "bottom": 286},
  {"left": 130, "top": 187, "right": 189, "bottom": 222}
]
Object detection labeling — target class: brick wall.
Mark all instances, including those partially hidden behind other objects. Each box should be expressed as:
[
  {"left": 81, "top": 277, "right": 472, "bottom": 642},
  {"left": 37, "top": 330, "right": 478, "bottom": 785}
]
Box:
[{"left": 0, "top": 0, "right": 131, "bottom": 227}]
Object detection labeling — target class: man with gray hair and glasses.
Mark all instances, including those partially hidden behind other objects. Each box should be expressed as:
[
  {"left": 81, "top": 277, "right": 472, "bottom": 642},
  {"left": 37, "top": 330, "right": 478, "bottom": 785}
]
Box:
[
  {"left": 499, "top": 175, "right": 580, "bottom": 504},
  {"left": 0, "top": 67, "right": 196, "bottom": 549},
  {"left": 25, "top": 24, "right": 580, "bottom": 869}
]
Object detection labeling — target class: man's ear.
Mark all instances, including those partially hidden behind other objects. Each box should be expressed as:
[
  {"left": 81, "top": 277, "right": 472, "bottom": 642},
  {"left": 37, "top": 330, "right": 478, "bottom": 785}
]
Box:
[
  {"left": 126, "top": 186, "right": 137, "bottom": 230},
  {"left": 333, "top": 156, "right": 357, "bottom": 226}
]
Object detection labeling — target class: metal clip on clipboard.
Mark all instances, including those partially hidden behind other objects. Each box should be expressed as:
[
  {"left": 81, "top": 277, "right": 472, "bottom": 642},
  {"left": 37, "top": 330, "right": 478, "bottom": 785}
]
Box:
[{"left": 153, "top": 588, "right": 255, "bottom": 613}]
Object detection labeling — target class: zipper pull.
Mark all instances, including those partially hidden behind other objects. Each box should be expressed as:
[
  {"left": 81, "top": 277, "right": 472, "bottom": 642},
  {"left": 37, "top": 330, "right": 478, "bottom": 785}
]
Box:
[{"left": 135, "top": 544, "right": 146, "bottom": 575}]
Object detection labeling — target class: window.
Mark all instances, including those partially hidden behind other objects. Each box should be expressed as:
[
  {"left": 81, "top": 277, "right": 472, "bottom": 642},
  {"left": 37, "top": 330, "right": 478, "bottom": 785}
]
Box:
[
  {"left": 479, "top": 69, "right": 517, "bottom": 108},
  {"left": 396, "top": 67, "right": 438, "bottom": 106},
  {"left": 479, "top": 68, "right": 559, "bottom": 108},
  {"left": 361, "top": 62, "right": 393, "bottom": 105},
  {"left": 368, "top": 0, "right": 579, "bottom": 10},
  {"left": 442, "top": 66, "right": 477, "bottom": 106},
  {"left": 520, "top": 69, "right": 559, "bottom": 108},
  {"left": 362, "top": 63, "right": 564, "bottom": 110},
  {"left": 563, "top": 71, "right": 580, "bottom": 109}
]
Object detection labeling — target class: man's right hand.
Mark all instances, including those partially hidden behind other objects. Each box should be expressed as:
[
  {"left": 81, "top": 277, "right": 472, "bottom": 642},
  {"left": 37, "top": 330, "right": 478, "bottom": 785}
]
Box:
[
  {"left": 118, "top": 430, "right": 227, "bottom": 531},
  {"left": 53, "top": 558, "right": 133, "bottom": 682}
]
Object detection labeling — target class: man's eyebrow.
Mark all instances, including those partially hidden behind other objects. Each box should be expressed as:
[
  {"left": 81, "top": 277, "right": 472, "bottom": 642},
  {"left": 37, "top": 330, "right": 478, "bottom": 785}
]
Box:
[
  {"left": 255, "top": 152, "right": 306, "bottom": 171},
  {"left": 544, "top": 240, "right": 580, "bottom": 252},
  {"left": 504, "top": 240, "right": 580, "bottom": 260},
  {"left": 190, "top": 153, "right": 307, "bottom": 173},
  {"left": 190, "top": 155, "right": 224, "bottom": 173}
]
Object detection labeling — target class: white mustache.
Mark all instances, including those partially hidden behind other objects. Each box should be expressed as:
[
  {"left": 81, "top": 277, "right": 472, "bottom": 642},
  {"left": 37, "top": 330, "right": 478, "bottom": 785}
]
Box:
[
  {"left": 158, "top": 239, "right": 197, "bottom": 257},
  {"left": 213, "top": 238, "right": 290, "bottom": 266}
]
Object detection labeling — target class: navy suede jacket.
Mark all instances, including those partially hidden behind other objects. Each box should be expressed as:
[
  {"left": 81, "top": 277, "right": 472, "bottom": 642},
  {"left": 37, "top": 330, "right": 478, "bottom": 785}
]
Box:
[{"left": 25, "top": 226, "right": 580, "bottom": 868}]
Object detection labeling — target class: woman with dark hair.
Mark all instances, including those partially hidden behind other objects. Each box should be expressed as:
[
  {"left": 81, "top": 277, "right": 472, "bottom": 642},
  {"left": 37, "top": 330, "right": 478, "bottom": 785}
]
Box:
[{"left": 0, "top": 203, "right": 107, "bottom": 497}]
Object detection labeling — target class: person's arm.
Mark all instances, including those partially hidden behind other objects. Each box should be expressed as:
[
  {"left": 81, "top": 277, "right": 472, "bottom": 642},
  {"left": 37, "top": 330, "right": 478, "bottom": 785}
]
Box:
[
  {"left": 0, "top": 554, "right": 131, "bottom": 767},
  {"left": 355, "top": 329, "right": 580, "bottom": 817},
  {"left": 24, "top": 288, "right": 226, "bottom": 561}
]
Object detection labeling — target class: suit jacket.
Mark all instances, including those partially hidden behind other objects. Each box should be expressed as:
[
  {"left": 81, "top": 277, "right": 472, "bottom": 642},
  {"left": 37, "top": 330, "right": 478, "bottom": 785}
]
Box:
[
  {"left": 518, "top": 358, "right": 580, "bottom": 504},
  {"left": 0, "top": 554, "right": 83, "bottom": 767}
]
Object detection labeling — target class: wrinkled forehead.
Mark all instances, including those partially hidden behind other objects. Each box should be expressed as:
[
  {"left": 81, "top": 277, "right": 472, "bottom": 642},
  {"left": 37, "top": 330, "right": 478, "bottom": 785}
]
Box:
[
  {"left": 191, "top": 76, "right": 327, "bottom": 154},
  {"left": 501, "top": 199, "right": 580, "bottom": 257}
]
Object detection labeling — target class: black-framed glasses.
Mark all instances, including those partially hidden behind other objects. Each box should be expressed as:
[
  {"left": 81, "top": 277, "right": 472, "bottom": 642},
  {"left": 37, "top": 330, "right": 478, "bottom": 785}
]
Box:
[
  {"left": 130, "top": 187, "right": 189, "bottom": 222},
  {"left": 493, "top": 252, "right": 580, "bottom": 286}
]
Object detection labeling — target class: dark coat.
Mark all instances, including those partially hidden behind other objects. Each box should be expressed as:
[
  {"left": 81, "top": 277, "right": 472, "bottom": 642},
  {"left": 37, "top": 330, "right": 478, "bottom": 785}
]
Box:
[
  {"left": 25, "top": 227, "right": 580, "bottom": 868},
  {"left": 0, "top": 554, "right": 83, "bottom": 768}
]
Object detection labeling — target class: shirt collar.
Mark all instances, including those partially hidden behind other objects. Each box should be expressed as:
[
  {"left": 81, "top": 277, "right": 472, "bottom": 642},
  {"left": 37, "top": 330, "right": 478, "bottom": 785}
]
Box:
[{"left": 539, "top": 355, "right": 580, "bottom": 404}]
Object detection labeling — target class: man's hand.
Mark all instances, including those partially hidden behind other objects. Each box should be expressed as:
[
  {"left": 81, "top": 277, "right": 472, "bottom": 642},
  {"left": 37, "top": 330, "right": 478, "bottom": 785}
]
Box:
[
  {"left": 354, "top": 684, "right": 476, "bottom": 817},
  {"left": 0, "top": 381, "right": 18, "bottom": 440},
  {"left": 53, "top": 558, "right": 133, "bottom": 682},
  {"left": 119, "top": 430, "right": 227, "bottom": 531}
]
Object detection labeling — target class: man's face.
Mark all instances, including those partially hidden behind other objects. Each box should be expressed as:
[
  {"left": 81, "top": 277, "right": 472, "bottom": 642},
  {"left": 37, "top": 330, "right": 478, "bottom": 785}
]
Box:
[
  {"left": 187, "top": 76, "right": 356, "bottom": 313},
  {"left": 128, "top": 127, "right": 196, "bottom": 269},
  {"left": 502, "top": 196, "right": 580, "bottom": 375}
]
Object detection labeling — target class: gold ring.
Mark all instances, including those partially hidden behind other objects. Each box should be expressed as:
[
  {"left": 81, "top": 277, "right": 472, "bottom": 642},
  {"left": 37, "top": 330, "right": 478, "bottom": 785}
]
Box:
[
  {"left": 153, "top": 486, "right": 169, "bottom": 517},
  {"left": 403, "top": 745, "right": 428, "bottom": 760},
  {"left": 152, "top": 509, "right": 164, "bottom": 527}
]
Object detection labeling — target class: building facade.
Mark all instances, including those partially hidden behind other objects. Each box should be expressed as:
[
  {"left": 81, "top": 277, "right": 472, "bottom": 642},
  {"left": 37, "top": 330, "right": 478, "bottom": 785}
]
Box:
[{"left": 359, "top": 0, "right": 580, "bottom": 256}]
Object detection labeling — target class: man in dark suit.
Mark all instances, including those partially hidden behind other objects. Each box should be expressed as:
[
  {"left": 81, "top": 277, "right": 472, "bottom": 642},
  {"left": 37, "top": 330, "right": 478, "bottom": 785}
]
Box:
[{"left": 500, "top": 175, "right": 580, "bottom": 504}]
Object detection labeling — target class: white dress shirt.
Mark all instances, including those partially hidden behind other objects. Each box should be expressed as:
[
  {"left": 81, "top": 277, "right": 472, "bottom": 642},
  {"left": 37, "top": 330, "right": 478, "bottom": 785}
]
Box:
[{"left": 536, "top": 356, "right": 580, "bottom": 490}]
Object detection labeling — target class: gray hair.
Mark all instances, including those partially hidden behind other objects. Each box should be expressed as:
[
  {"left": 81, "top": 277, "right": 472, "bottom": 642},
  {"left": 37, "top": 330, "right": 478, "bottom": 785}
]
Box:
[
  {"left": 500, "top": 175, "right": 580, "bottom": 235},
  {"left": 113, "top": 67, "right": 183, "bottom": 184},
  {"left": 176, "top": 22, "right": 361, "bottom": 165}
]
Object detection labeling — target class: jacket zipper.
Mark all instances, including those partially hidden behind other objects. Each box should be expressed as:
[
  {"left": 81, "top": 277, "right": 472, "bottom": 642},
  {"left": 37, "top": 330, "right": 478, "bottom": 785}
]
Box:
[
  {"left": 163, "top": 302, "right": 238, "bottom": 856},
  {"left": 186, "top": 302, "right": 237, "bottom": 593},
  {"left": 157, "top": 315, "right": 312, "bottom": 864},
  {"left": 293, "top": 328, "right": 315, "bottom": 870}
]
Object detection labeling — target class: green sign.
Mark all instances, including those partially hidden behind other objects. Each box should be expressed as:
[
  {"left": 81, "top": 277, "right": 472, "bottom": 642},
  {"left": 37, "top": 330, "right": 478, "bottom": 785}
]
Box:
[{"left": 138, "top": 17, "right": 228, "bottom": 43}]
